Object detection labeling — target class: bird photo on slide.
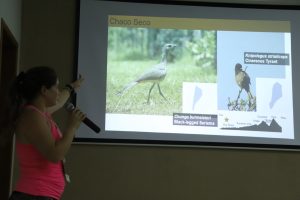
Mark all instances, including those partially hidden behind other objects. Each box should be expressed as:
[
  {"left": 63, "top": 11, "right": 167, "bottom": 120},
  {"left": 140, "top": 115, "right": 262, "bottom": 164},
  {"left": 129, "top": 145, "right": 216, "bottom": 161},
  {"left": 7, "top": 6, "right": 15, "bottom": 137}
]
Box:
[
  {"left": 235, "top": 63, "right": 253, "bottom": 100},
  {"left": 106, "top": 28, "right": 217, "bottom": 115},
  {"left": 117, "top": 43, "right": 177, "bottom": 103},
  {"left": 228, "top": 63, "right": 256, "bottom": 111}
]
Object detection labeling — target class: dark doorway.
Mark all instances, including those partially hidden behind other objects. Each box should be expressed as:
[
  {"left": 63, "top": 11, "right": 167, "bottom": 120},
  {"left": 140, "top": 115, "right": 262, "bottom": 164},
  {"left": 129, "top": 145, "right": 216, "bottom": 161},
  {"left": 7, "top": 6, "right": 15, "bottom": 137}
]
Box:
[{"left": 0, "top": 18, "right": 19, "bottom": 200}]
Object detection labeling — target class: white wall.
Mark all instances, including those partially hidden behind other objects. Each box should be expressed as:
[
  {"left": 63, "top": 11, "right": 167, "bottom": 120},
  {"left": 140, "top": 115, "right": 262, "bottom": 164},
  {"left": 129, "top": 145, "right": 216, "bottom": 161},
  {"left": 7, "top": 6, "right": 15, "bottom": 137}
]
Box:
[{"left": 0, "top": 0, "right": 22, "bottom": 43}]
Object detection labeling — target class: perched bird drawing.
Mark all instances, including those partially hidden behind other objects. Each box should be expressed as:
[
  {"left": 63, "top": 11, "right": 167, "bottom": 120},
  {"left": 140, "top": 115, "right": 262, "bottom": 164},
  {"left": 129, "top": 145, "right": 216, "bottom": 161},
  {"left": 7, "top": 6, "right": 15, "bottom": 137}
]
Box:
[
  {"left": 117, "top": 43, "right": 176, "bottom": 103},
  {"left": 235, "top": 63, "right": 253, "bottom": 99}
]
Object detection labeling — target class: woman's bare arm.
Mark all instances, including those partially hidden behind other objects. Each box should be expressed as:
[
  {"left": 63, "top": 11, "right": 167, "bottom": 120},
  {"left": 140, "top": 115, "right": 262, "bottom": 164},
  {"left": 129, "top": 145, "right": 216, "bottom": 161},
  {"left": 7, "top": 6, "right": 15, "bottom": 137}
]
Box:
[
  {"left": 17, "top": 108, "right": 85, "bottom": 163},
  {"left": 47, "top": 75, "right": 84, "bottom": 114}
]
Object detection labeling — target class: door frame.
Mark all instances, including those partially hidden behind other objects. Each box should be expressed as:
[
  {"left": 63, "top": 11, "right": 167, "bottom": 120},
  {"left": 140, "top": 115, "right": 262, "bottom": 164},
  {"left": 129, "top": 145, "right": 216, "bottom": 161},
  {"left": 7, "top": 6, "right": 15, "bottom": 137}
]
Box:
[{"left": 0, "top": 18, "right": 19, "bottom": 199}]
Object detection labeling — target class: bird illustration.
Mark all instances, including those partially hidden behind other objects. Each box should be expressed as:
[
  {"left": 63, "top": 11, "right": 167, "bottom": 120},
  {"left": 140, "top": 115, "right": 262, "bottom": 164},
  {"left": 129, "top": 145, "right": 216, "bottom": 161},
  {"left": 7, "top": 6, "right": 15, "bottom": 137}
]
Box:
[
  {"left": 117, "top": 43, "right": 176, "bottom": 103},
  {"left": 235, "top": 63, "right": 253, "bottom": 99}
]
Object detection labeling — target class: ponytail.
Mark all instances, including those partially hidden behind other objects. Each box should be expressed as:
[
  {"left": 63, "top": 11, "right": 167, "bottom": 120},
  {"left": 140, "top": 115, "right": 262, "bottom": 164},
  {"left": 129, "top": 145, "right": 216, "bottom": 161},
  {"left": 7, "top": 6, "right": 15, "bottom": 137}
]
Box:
[
  {"left": 0, "top": 66, "right": 57, "bottom": 146},
  {"left": 9, "top": 71, "right": 27, "bottom": 125},
  {"left": 0, "top": 71, "right": 26, "bottom": 146}
]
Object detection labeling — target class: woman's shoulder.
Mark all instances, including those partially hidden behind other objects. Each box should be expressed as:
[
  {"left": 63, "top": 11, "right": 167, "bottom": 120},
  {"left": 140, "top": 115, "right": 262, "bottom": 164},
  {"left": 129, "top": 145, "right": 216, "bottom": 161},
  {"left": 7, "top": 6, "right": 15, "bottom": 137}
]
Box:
[
  {"left": 22, "top": 106, "right": 46, "bottom": 119},
  {"left": 16, "top": 107, "right": 48, "bottom": 132},
  {"left": 16, "top": 107, "right": 51, "bottom": 143}
]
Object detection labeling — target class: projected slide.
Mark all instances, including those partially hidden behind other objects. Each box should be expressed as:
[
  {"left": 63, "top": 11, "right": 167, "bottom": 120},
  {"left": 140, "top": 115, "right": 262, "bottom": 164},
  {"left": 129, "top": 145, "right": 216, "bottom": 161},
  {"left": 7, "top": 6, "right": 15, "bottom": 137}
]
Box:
[{"left": 105, "top": 15, "right": 293, "bottom": 139}]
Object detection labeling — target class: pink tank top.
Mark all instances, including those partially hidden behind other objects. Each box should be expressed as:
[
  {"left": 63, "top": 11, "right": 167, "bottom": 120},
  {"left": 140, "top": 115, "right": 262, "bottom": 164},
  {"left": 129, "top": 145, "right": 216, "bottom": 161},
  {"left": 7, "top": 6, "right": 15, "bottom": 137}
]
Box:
[{"left": 15, "top": 105, "right": 65, "bottom": 200}]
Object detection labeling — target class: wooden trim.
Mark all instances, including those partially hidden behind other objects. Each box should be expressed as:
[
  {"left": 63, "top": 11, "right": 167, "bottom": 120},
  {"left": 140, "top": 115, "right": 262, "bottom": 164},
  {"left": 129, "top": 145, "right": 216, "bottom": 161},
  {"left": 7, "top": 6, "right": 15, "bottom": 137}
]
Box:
[{"left": 0, "top": 18, "right": 19, "bottom": 199}]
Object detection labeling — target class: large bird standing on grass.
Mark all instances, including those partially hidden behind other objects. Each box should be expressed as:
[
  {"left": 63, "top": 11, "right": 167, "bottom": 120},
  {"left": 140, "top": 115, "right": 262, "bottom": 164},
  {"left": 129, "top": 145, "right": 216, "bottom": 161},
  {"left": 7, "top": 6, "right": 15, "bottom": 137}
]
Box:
[
  {"left": 235, "top": 63, "right": 253, "bottom": 100},
  {"left": 117, "top": 43, "right": 176, "bottom": 103}
]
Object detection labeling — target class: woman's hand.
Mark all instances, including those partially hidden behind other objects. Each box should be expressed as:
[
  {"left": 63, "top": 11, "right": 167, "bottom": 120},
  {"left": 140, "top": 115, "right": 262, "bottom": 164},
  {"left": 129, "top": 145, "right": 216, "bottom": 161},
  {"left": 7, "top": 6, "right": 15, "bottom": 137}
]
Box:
[
  {"left": 47, "top": 75, "right": 84, "bottom": 114},
  {"left": 70, "top": 74, "right": 84, "bottom": 92},
  {"left": 67, "top": 107, "right": 86, "bottom": 130}
]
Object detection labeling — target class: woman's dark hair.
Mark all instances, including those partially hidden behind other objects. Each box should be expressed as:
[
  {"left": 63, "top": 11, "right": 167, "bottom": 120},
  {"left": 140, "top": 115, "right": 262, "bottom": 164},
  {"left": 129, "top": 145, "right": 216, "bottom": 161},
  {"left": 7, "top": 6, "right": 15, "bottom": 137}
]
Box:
[
  {"left": 12, "top": 66, "right": 58, "bottom": 102},
  {"left": 0, "top": 66, "right": 57, "bottom": 145}
]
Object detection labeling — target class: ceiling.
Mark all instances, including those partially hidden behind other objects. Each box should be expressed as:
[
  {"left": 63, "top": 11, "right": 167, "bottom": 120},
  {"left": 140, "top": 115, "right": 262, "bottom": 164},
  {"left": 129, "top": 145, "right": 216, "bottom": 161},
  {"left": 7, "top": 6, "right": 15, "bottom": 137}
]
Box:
[{"left": 173, "top": 0, "right": 300, "bottom": 6}]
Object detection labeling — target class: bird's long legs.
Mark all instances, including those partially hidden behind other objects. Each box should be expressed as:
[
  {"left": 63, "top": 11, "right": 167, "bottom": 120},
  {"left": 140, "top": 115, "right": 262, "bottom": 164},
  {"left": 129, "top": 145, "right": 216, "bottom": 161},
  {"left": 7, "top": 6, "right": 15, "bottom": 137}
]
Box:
[
  {"left": 147, "top": 83, "right": 168, "bottom": 104},
  {"left": 147, "top": 83, "right": 156, "bottom": 103},
  {"left": 157, "top": 84, "right": 168, "bottom": 102}
]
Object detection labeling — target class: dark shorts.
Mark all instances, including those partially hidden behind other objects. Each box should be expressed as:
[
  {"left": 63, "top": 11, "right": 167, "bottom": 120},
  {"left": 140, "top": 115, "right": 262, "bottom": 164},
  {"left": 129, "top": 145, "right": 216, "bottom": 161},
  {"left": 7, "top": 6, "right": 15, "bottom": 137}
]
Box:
[{"left": 9, "top": 191, "right": 57, "bottom": 200}]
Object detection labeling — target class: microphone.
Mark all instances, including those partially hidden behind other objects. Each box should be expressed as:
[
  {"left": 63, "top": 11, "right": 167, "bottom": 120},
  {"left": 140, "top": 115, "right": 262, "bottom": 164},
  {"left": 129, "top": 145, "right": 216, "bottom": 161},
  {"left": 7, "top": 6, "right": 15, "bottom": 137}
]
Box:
[{"left": 65, "top": 102, "right": 101, "bottom": 133}]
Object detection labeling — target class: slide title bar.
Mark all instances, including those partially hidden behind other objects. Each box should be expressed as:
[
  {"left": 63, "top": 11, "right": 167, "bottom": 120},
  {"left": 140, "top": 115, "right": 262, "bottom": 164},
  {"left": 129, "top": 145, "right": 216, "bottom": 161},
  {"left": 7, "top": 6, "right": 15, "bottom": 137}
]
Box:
[{"left": 108, "top": 15, "right": 290, "bottom": 32}]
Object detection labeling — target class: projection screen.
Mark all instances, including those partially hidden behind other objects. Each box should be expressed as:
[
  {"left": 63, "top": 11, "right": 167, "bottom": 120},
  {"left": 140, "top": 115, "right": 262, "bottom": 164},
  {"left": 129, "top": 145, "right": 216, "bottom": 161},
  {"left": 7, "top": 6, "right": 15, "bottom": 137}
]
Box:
[{"left": 75, "top": 0, "right": 300, "bottom": 150}]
